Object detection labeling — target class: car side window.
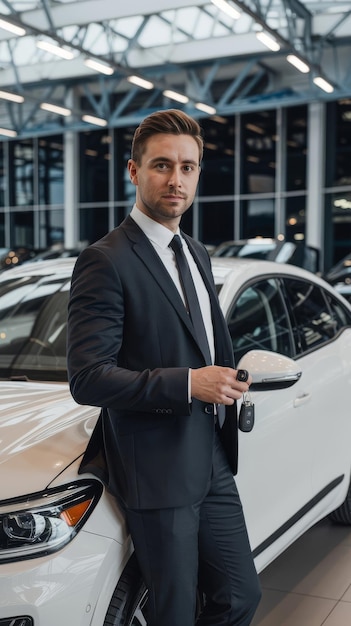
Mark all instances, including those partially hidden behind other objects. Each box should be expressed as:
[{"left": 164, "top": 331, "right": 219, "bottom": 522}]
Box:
[
  {"left": 283, "top": 278, "right": 340, "bottom": 354},
  {"left": 324, "top": 290, "right": 351, "bottom": 329},
  {"left": 226, "top": 278, "right": 293, "bottom": 363}
]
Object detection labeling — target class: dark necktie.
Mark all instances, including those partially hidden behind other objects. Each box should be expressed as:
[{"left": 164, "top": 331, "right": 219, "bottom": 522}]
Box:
[{"left": 169, "top": 234, "right": 211, "bottom": 364}]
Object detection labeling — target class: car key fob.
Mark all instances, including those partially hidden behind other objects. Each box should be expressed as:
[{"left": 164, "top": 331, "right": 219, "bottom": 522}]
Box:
[{"left": 239, "top": 392, "right": 255, "bottom": 432}]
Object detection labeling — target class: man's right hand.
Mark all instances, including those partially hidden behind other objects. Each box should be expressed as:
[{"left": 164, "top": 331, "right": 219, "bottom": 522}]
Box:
[{"left": 191, "top": 365, "right": 251, "bottom": 406}]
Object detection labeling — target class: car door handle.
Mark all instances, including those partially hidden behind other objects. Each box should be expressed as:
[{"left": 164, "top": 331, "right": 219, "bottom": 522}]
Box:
[{"left": 293, "top": 392, "right": 311, "bottom": 408}]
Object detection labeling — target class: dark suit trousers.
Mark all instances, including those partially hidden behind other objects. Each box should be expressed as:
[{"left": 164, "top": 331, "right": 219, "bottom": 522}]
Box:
[{"left": 125, "top": 429, "right": 261, "bottom": 626}]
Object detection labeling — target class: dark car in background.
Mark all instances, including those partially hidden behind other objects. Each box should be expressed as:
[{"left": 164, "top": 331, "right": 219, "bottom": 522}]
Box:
[
  {"left": 323, "top": 252, "right": 351, "bottom": 303},
  {"left": 0, "top": 246, "right": 37, "bottom": 270},
  {"left": 325, "top": 252, "right": 351, "bottom": 287},
  {"left": 0, "top": 244, "right": 85, "bottom": 271}
]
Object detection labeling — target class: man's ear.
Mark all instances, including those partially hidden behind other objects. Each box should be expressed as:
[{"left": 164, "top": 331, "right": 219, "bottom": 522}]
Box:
[{"left": 128, "top": 159, "right": 138, "bottom": 185}]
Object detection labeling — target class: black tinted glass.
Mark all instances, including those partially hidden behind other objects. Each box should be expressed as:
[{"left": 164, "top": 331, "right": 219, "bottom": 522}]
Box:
[
  {"left": 227, "top": 278, "right": 292, "bottom": 363},
  {"left": 284, "top": 279, "right": 340, "bottom": 353},
  {"left": 0, "top": 274, "right": 70, "bottom": 381}
]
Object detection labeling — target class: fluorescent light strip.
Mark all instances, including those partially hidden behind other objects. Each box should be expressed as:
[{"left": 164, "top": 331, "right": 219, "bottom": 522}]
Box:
[
  {"left": 37, "top": 40, "right": 74, "bottom": 60},
  {"left": 163, "top": 90, "right": 189, "bottom": 104},
  {"left": 84, "top": 58, "right": 114, "bottom": 76},
  {"left": 313, "top": 76, "right": 334, "bottom": 94},
  {"left": 286, "top": 55, "right": 310, "bottom": 74},
  {"left": 0, "top": 128, "right": 17, "bottom": 137},
  {"left": 195, "top": 102, "right": 217, "bottom": 115},
  {"left": 82, "top": 114, "right": 108, "bottom": 127},
  {"left": 210, "top": 0, "right": 241, "bottom": 20},
  {"left": 127, "top": 75, "right": 154, "bottom": 90},
  {"left": 0, "top": 18, "right": 26, "bottom": 37},
  {"left": 256, "top": 31, "right": 280, "bottom": 52},
  {"left": 0, "top": 90, "right": 24, "bottom": 103},
  {"left": 40, "top": 102, "right": 72, "bottom": 116}
]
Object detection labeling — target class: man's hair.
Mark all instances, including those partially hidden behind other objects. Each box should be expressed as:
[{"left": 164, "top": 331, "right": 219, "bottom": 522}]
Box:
[{"left": 131, "top": 108, "right": 204, "bottom": 165}]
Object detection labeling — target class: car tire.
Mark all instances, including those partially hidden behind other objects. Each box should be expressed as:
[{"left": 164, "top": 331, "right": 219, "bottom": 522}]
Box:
[
  {"left": 103, "top": 552, "right": 206, "bottom": 625},
  {"left": 328, "top": 481, "right": 351, "bottom": 525},
  {"left": 103, "top": 553, "right": 147, "bottom": 625}
]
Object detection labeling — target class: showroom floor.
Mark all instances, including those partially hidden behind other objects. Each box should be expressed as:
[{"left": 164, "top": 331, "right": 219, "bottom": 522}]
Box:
[{"left": 251, "top": 518, "right": 351, "bottom": 626}]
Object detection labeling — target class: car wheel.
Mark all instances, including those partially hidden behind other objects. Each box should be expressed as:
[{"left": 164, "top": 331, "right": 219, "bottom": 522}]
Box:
[
  {"left": 103, "top": 552, "right": 206, "bottom": 625},
  {"left": 328, "top": 481, "right": 351, "bottom": 525},
  {"left": 103, "top": 553, "right": 147, "bottom": 625}
]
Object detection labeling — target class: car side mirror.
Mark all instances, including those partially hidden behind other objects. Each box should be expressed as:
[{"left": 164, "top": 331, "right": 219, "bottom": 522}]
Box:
[{"left": 237, "top": 349, "right": 302, "bottom": 391}]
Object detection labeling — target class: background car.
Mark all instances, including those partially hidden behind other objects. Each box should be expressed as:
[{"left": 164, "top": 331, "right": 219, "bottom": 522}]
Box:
[
  {"left": 0, "top": 255, "right": 351, "bottom": 625},
  {"left": 0, "top": 246, "right": 37, "bottom": 270},
  {"left": 325, "top": 251, "right": 351, "bottom": 287},
  {"left": 211, "top": 237, "right": 320, "bottom": 273}
]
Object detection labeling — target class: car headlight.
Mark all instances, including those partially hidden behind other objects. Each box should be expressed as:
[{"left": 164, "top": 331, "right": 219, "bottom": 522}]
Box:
[{"left": 0, "top": 480, "right": 103, "bottom": 563}]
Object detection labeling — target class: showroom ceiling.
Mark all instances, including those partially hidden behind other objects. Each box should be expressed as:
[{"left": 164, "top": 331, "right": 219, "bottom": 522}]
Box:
[{"left": 0, "top": 0, "right": 351, "bottom": 137}]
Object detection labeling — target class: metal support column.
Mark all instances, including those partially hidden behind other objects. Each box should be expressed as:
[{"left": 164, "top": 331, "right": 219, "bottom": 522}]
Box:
[
  {"left": 64, "top": 131, "right": 79, "bottom": 248},
  {"left": 306, "top": 101, "right": 326, "bottom": 270}
]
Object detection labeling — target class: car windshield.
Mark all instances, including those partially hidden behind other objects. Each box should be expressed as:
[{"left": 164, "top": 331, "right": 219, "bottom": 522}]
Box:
[
  {"left": 0, "top": 273, "right": 70, "bottom": 382},
  {"left": 215, "top": 242, "right": 278, "bottom": 259}
]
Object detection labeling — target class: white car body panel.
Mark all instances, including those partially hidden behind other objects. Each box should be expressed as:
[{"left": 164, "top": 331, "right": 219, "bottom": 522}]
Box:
[
  {"left": 0, "top": 381, "right": 98, "bottom": 499},
  {"left": 1, "top": 256, "right": 351, "bottom": 623}
]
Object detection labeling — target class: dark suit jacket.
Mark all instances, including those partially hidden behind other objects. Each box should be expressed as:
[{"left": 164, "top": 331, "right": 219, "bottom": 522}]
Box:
[{"left": 67, "top": 215, "right": 238, "bottom": 509}]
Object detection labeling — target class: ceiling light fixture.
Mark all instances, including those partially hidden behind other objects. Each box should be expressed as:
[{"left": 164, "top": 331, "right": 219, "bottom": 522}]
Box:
[
  {"left": 127, "top": 75, "right": 154, "bottom": 90},
  {"left": 195, "top": 102, "right": 217, "bottom": 115},
  {"left": 286, "top": 54, "right": 310, "bottom": 74},
  {"left": 84, "top": 58, "right": 114, "bottom": 76},
  {"left": 0, "top": 18, "right": 26, "bottom": 37},
  {"left": 40, "top": 102, "right": 72, "bottom": 116},
  {"left": 163, "top": 89, "right": 189, "bottom": 104},
  {"left": 36, "top": 40, "right": 74, "bottom": 60},
  {"left": 246, "top": 123, "right": 265, "bottom": 134},
  {"left": 0, "top": 90, "right": 24, "bottom": 103},
  {"left": 210, "top": 0, "right": 241, "bottom": 20},
  {"left": 313, "top": 76, "right": 334, "bottom": 94},
  {"left": 82, "top": 114, "right": 108, "bottom": 127},
  {"left": 0, "top": 127, "right": 17, "bottom": 137},
  {"left": 256, "top": 31, "right": 280, "bottom": 52}
]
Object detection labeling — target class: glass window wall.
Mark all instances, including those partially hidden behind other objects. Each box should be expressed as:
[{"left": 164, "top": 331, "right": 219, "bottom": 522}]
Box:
[
  {"left": 324, "top": 191, "right": 351, "bottom": 267},
  {"left": 38, "top": 136, "right": 64, "bottom": 206},
  {"left": 9, "top": 139, "right": 34, "bottom": 207},
  {"left": 286, "top": 106, "right": 307, "bottom": 191},
  {"left": 10, "top": 210, "right": 34, "bottom": 247},
  {"left": 79, "top": 207, "right": 109, "bottom": 244},
  {"left": 241, "top": 110, "right": 276, "bottom": 195},
  {"left": 199, "top": 116, "right": 235, "bottom": 196},
  {"left": 39, "top": 208, "right": 64, "bottom": 248},
  {"left": 326, "top": 100, "right": 351, "bottom": 187},
  {"left": 79, "top": 130, "right": 110, "bottom": 203},
  {"left": 285, "top": 196, "right": 306, "bottom": 242},
  {"left": 0, "top": 143, "right": 4, "bottom": 208}
]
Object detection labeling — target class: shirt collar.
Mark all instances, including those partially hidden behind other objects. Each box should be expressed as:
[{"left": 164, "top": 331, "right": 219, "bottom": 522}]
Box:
[{"left": 130, "top": 204, "right": 180, "bottom": 250}]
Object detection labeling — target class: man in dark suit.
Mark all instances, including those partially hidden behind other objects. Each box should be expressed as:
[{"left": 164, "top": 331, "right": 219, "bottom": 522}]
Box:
[{"left": 67, "top": 108, "right": 261, "bottom": 625}]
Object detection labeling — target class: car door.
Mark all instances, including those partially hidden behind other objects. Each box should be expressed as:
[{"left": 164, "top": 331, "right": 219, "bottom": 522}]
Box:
[
  {"left": 224, "top": 275, "right": 316, "bottom": 564},
  {"left": 282, "top": 277, "right": 351, "bottom": 503}
]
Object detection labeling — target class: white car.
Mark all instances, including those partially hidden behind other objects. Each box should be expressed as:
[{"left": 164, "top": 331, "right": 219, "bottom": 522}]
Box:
[{"left": 1, "top": 256, "right": 351, "bottom": 626}]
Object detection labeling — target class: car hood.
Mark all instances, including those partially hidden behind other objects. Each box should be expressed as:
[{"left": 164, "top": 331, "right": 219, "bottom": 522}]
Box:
[{"left": 0, "top": 380, "right": 99, "bottom": 499}]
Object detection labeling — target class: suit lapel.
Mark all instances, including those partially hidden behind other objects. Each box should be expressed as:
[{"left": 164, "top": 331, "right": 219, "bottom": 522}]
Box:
[
  {"left": 182, "top": 232, "right": 235, "bottom": 368},
  {"left": 122, "top": 217, "right": 206, "bottom": 357}
]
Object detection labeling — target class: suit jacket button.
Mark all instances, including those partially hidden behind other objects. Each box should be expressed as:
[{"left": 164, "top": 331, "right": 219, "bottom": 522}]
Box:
[{"left": 204, "top": 404, "right": 214, "bottom": 415}]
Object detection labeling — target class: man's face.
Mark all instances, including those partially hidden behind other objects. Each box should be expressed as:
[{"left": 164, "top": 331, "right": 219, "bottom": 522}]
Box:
[{"left": 128, "top": 133, "right": 201, "bottom": 231}]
